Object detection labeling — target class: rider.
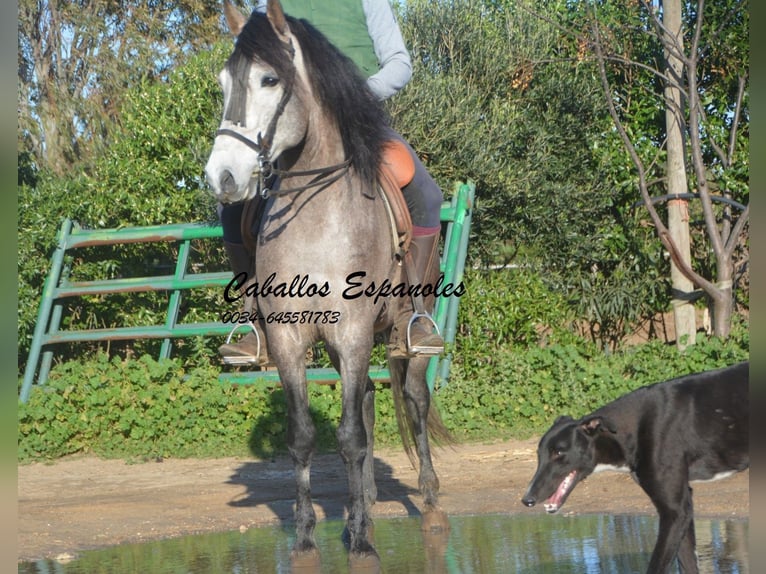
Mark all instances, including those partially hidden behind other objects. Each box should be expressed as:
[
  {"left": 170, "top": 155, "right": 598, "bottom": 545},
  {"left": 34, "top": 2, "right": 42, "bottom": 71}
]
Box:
[{"left": 218, "top": 0, "right": 445, "bottom": 363}]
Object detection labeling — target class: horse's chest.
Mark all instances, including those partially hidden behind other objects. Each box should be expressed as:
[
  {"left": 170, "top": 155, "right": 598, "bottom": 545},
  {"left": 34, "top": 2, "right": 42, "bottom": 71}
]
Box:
[{"left": 255, "top": 208, "right": 392, "bottom": 315}]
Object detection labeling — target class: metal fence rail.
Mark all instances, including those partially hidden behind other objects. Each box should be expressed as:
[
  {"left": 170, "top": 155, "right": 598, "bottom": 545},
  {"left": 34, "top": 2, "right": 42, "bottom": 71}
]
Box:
[{"left": 20, "top": 181, "right": 475, "bottom": 403}]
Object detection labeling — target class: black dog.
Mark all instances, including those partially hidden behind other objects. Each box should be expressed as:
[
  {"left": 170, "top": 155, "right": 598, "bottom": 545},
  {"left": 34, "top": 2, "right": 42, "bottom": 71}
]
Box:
[{"left": 521, "top": 361, "right": 749, "bottom": 574}]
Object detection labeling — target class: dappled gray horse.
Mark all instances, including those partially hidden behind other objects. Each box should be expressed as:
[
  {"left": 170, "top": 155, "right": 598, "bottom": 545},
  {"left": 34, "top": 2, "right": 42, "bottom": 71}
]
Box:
[{"left": 204, "top": 0, "right": 450, "bottom": 562}]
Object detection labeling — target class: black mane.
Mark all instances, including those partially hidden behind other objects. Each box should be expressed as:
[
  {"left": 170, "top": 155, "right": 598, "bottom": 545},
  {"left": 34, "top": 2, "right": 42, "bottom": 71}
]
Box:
[{"left": 228, "top": 10, "right": 390, "bottom": 190}]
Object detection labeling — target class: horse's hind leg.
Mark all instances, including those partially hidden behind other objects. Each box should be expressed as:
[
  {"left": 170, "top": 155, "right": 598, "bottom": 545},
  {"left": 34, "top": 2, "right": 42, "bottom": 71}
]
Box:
[
  {"left": 361, "top": 376, "right": 377, "bottom": 507},
  {"left": 399, "top": 356, "right": 442, "bottom": 510}
]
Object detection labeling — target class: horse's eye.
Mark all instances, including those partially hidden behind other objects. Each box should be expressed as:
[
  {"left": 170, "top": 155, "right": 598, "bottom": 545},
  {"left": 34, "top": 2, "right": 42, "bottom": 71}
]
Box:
[{"left": 261, "top": 76, "right": 280, "bottom": 88}]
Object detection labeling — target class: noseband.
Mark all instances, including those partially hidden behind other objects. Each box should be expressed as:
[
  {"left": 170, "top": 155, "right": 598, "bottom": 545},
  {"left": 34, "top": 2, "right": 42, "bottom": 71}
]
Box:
[{"left": 216, "top": 38, "right": 352, "bottom": 199}]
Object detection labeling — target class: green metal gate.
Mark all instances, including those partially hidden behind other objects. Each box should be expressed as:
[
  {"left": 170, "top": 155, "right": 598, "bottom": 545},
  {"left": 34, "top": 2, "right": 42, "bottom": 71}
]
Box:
[{"left": 20, "top": 181, "right": 474, "bottom": 403}]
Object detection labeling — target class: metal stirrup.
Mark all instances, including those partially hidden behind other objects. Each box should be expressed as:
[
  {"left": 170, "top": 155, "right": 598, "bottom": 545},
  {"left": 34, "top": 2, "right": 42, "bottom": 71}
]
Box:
[
  {"left": 222, "top": 322, "right": 262, "bottom": 366},
  {"left": 406, "top": 312, "right": 443, "bottom": 355}
]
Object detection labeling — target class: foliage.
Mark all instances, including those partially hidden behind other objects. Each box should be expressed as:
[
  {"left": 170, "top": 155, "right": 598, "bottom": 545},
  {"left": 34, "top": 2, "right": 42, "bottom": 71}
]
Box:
[
  {"left": 17, "top": 353, "right": 400, "bottom": 462},
  {"left": 579, "top": 0, "right": 749, "bottom": 338},
  {"left": 17, "top": 0, "right": 750, "bottom": 380},
  {"left": 17, "top": 43, "right": 231, "bottom": 369},
  {"left": 18, "top": 0, "right": 223, "bottom": 175},
  {"left": 455, "top": 268, "right": 578, "bottom": 350},
  {"left": 441, "top": 267, "right": 749, "bottom": 436},
  {"left": 442, "top": 316, "right": 749, "bottom": 438},
  {"left": 18, "top": 318, "right": 748, "bottom": 463},
  {"left": 390, "top": 0, "right": 677, "bottom": 345}
]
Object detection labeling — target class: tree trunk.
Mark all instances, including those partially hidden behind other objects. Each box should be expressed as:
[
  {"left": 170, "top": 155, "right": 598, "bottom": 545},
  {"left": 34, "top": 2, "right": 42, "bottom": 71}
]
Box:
[
  {"left": 710, "top": 257, "right": 734, "bottom": 339},
  {"left": 663, "top": 0, "right": 696, "bottom": 349}
]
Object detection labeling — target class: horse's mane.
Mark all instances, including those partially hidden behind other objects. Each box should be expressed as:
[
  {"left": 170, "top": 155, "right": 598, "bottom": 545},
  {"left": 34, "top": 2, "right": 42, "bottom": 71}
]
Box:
[{"left": 229, "top": 11, "right": 390, "bottom": 190}]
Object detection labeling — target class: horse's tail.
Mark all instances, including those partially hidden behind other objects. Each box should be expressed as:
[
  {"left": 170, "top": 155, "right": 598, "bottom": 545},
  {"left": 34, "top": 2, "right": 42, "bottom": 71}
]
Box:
[{"left": 388, "top": 357, "right": 455, "bottom": 468}]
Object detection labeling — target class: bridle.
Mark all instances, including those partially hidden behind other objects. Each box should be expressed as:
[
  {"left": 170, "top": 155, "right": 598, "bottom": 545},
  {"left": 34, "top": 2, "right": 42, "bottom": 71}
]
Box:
[{"left": 215, "top": 38, "right": 352, "bottom": 199}]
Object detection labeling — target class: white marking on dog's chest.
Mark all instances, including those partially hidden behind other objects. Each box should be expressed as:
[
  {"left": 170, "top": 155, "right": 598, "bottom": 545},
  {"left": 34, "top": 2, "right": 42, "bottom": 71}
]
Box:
[
  {"left": 692, "top": 470, "right": 736, "bottom": 483},
  {"left": 593, "top": 463, "right": 631, "bottom": 474}
]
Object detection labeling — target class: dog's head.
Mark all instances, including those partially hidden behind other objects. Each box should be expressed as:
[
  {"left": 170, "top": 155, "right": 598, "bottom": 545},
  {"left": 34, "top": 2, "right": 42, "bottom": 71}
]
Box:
[{"left": 521, "top": 414, "right": 617, "bottom": 513}]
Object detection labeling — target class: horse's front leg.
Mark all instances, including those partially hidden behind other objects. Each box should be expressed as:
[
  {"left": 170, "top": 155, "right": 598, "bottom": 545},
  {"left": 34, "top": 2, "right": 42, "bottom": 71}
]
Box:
[
  {"left": 276, "top": 352, "right": 318, "bottom": 556},
  {"left": 327, "top": 347, "right": 377, "bottom": 509},
  {"left": 336, "top": 352, "right": 378, "bottom": 559}
]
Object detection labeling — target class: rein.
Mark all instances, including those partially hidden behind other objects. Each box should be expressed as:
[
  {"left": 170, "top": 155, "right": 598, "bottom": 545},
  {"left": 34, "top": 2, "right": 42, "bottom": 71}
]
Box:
[{"left": 216, "top": 127, "right": 352, "bottom": 198}]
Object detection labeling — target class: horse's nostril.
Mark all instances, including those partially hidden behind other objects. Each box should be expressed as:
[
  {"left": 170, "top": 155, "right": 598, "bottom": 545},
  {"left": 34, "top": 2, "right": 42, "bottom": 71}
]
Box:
[{"left": 220, "top": 170, "right": 237, "bottom": 195}]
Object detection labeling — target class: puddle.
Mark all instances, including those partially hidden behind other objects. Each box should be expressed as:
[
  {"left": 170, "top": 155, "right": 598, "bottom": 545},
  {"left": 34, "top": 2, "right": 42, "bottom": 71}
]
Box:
[{"left": 19, "top": 513, "right": 748, "bottom": 573}]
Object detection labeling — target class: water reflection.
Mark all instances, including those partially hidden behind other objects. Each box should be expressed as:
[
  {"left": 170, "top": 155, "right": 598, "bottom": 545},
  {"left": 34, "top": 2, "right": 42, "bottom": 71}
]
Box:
[{"left": 19, "top": 514, "right": 748, "bottom": 574}]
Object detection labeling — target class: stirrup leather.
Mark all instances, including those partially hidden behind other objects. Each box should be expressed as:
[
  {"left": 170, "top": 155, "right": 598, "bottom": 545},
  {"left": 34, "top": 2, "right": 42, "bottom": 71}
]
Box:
[{"left": 221, "top": 323, "right": 263, "bottom": 366}]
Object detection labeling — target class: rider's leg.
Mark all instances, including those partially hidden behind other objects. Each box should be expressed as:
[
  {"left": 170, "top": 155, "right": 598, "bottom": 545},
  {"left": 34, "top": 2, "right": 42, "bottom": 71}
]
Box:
[
  {"left": 217, "top": 202, "right": 271, "bottom": 365},
  {"left": 382, "top": 133, "right": 445, "bottom": 358}
]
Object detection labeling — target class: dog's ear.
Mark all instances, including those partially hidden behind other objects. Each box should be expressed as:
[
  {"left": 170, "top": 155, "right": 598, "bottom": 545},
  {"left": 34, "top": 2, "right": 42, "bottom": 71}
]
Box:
[
  {"left": 580, "top": 416, "right": 618, "bottom": 435},
  {"left": 554, "top": 415, "right": 575, "bottom": 425}
]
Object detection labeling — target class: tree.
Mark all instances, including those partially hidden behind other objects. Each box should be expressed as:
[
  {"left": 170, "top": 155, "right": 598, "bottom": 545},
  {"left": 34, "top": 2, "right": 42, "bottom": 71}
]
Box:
[
  {"left": 17, "top": 42, "right": 228, "bottom": 367},
  {"left": 18, "top": 0, "right": 222, "bottom": 176},
  {"left": 391, "top": 0, "right": 671, "bottom": 348},
  {"left": 587, "top": 0, "right": 749, "bottom": 341}
]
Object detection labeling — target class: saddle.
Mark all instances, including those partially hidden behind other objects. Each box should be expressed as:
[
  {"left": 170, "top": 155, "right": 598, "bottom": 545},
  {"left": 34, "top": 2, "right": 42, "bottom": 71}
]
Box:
[{"left": 377, "top": 163, "right": 412, "bottom": 258}]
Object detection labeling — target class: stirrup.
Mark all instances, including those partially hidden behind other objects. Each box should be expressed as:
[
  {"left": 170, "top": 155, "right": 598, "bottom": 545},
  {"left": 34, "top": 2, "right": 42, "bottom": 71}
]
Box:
[
  {"left": 221, "top": 323, "right": 263, "bottom": 366},
  {"left": 406, "top": 312, "right": 444, "bottom": 356}
]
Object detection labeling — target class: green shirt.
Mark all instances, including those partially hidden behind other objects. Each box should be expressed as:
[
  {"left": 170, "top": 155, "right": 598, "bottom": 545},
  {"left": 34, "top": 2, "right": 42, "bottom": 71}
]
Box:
[{"left": 281, "top": 0, "right": 379, "bottom": 77}]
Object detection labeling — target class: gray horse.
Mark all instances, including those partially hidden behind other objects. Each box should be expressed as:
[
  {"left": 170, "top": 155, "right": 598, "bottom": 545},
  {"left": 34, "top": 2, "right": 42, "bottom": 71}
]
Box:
[{"left": 205, "top": 0, "right": 451, "bottom": 564}]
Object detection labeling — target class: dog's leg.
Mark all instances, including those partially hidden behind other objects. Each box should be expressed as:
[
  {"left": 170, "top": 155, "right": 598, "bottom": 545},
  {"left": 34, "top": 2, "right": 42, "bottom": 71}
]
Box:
[
  {"left": 643, "top": 475, "right": 696, "bottom": 574},
  {"left": 676, "top": 487, "right": 699, "bottom": 573}
]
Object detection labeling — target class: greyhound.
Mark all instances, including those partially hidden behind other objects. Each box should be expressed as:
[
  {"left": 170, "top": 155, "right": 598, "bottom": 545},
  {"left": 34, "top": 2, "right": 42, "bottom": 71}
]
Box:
[{"left": 521, "top": 361, "right": 749, "bottom": 573}]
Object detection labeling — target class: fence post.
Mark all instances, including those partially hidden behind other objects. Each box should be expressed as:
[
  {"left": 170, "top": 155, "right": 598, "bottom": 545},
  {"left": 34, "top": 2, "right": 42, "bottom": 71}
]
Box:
[{"left": 20, "top": 219, "right": 73, "bottom": 403}]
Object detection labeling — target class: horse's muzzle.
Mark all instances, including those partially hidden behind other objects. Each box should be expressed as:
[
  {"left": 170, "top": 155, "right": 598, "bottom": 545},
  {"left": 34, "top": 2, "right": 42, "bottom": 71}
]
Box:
[{"left": 218, "top": 169, "right": 239, "bottom": 197}]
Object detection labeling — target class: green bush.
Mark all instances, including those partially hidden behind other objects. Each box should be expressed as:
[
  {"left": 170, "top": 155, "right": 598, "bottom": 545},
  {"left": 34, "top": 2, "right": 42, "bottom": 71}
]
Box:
[
  {"left": 17, "top": 43, "right": 229, "bottom": 370},
  {"left": 442, "top": 319, "right": 749, "bottom": 439},
  {"left": 18, "top": 315, "right": 747, "bottom": 462},
  {"left": 17, "top": 353, "right": 403, "bottom": 463},
  {"left": 439, "top": 268, "right": 749, "bottom": 438}
]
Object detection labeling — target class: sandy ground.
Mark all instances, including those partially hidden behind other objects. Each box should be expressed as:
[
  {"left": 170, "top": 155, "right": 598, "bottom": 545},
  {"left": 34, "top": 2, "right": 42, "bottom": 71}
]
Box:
[{"left": 17, "top": 437, "right": 749, "bottom": 563}]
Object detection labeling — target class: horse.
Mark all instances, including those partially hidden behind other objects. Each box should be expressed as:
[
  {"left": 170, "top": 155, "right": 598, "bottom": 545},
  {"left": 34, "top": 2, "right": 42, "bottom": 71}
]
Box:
[{"left": 205, "top": 0, "right": 451, "bottom": 563}]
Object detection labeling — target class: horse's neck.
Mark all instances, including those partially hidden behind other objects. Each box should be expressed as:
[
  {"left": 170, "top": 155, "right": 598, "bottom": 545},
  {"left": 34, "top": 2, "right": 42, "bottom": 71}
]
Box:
[
  {"left": 274, "top": 116, "right": 381, "bottom": 226},
  {"left": 282, "top": 114, "right": 345, "bottom": 173}
]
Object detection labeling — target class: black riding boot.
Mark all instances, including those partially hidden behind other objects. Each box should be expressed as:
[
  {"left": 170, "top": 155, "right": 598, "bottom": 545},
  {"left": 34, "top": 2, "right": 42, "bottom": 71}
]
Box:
[
  {"left": 218, "top": 241, "right": 272, "bottom": 366},
  {"left": 388, "top": 233, "right": 445, "bottom": 358}
]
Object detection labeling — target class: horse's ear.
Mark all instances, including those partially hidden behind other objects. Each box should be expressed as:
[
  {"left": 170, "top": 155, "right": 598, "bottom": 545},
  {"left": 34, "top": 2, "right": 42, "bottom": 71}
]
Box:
[
  {"left": 223, "top": 0, "right": 246, "bottom": 37},
  {"left": 266, "top": 0, "right": 290, "bottom": 41}
]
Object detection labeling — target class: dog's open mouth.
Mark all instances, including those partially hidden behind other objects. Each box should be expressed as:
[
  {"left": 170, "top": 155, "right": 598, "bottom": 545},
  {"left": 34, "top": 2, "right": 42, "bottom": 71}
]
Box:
[{"left": 543, "top": 470, "right": 577, "bottom": 513}]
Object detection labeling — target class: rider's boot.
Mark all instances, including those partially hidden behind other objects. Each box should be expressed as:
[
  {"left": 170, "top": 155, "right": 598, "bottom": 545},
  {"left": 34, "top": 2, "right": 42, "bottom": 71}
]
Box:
[
  {"left": 217, "top": 241, "right": 272, "bottom": 366},
  {"left": 388, "top": 232, "right": 445, "bottom": 359}
]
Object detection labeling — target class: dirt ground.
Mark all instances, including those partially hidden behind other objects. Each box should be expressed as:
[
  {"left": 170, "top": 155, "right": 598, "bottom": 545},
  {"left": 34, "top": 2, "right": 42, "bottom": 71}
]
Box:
[{"left": 17, "top": 438, "right": 749, "bottom": 563}]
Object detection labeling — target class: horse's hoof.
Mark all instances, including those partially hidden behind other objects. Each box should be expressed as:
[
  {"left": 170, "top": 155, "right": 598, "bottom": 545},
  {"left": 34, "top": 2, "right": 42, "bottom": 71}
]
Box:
[
  {"left": 342, "top": 522, "right": 376, "bottom": 549},
  {"left": 348, "top": 550, "right": 381, "bottom": 573},
  {"left": 421, "top": 508, "right": 450, "bottom": 534},
  {"left": 290, "top": 547, "right": 321, "bottom": 571}
]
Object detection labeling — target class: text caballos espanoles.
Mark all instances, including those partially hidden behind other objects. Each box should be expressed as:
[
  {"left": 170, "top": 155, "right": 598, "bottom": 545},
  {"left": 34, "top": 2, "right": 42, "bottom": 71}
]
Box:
[{"left": 224, "top": 272, "right": 466, "bottom": 305}]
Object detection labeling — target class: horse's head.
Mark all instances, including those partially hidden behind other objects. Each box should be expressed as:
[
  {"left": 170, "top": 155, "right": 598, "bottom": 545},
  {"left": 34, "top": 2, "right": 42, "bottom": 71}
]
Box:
[{"left": 205, "top": 0, "right": 311, "bottom": 203}]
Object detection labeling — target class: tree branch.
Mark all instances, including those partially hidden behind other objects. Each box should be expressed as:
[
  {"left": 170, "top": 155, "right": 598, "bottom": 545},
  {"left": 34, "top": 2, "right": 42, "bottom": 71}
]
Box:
[{"left": 589, "top": 8, "right": 715, "bottom": 295}]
